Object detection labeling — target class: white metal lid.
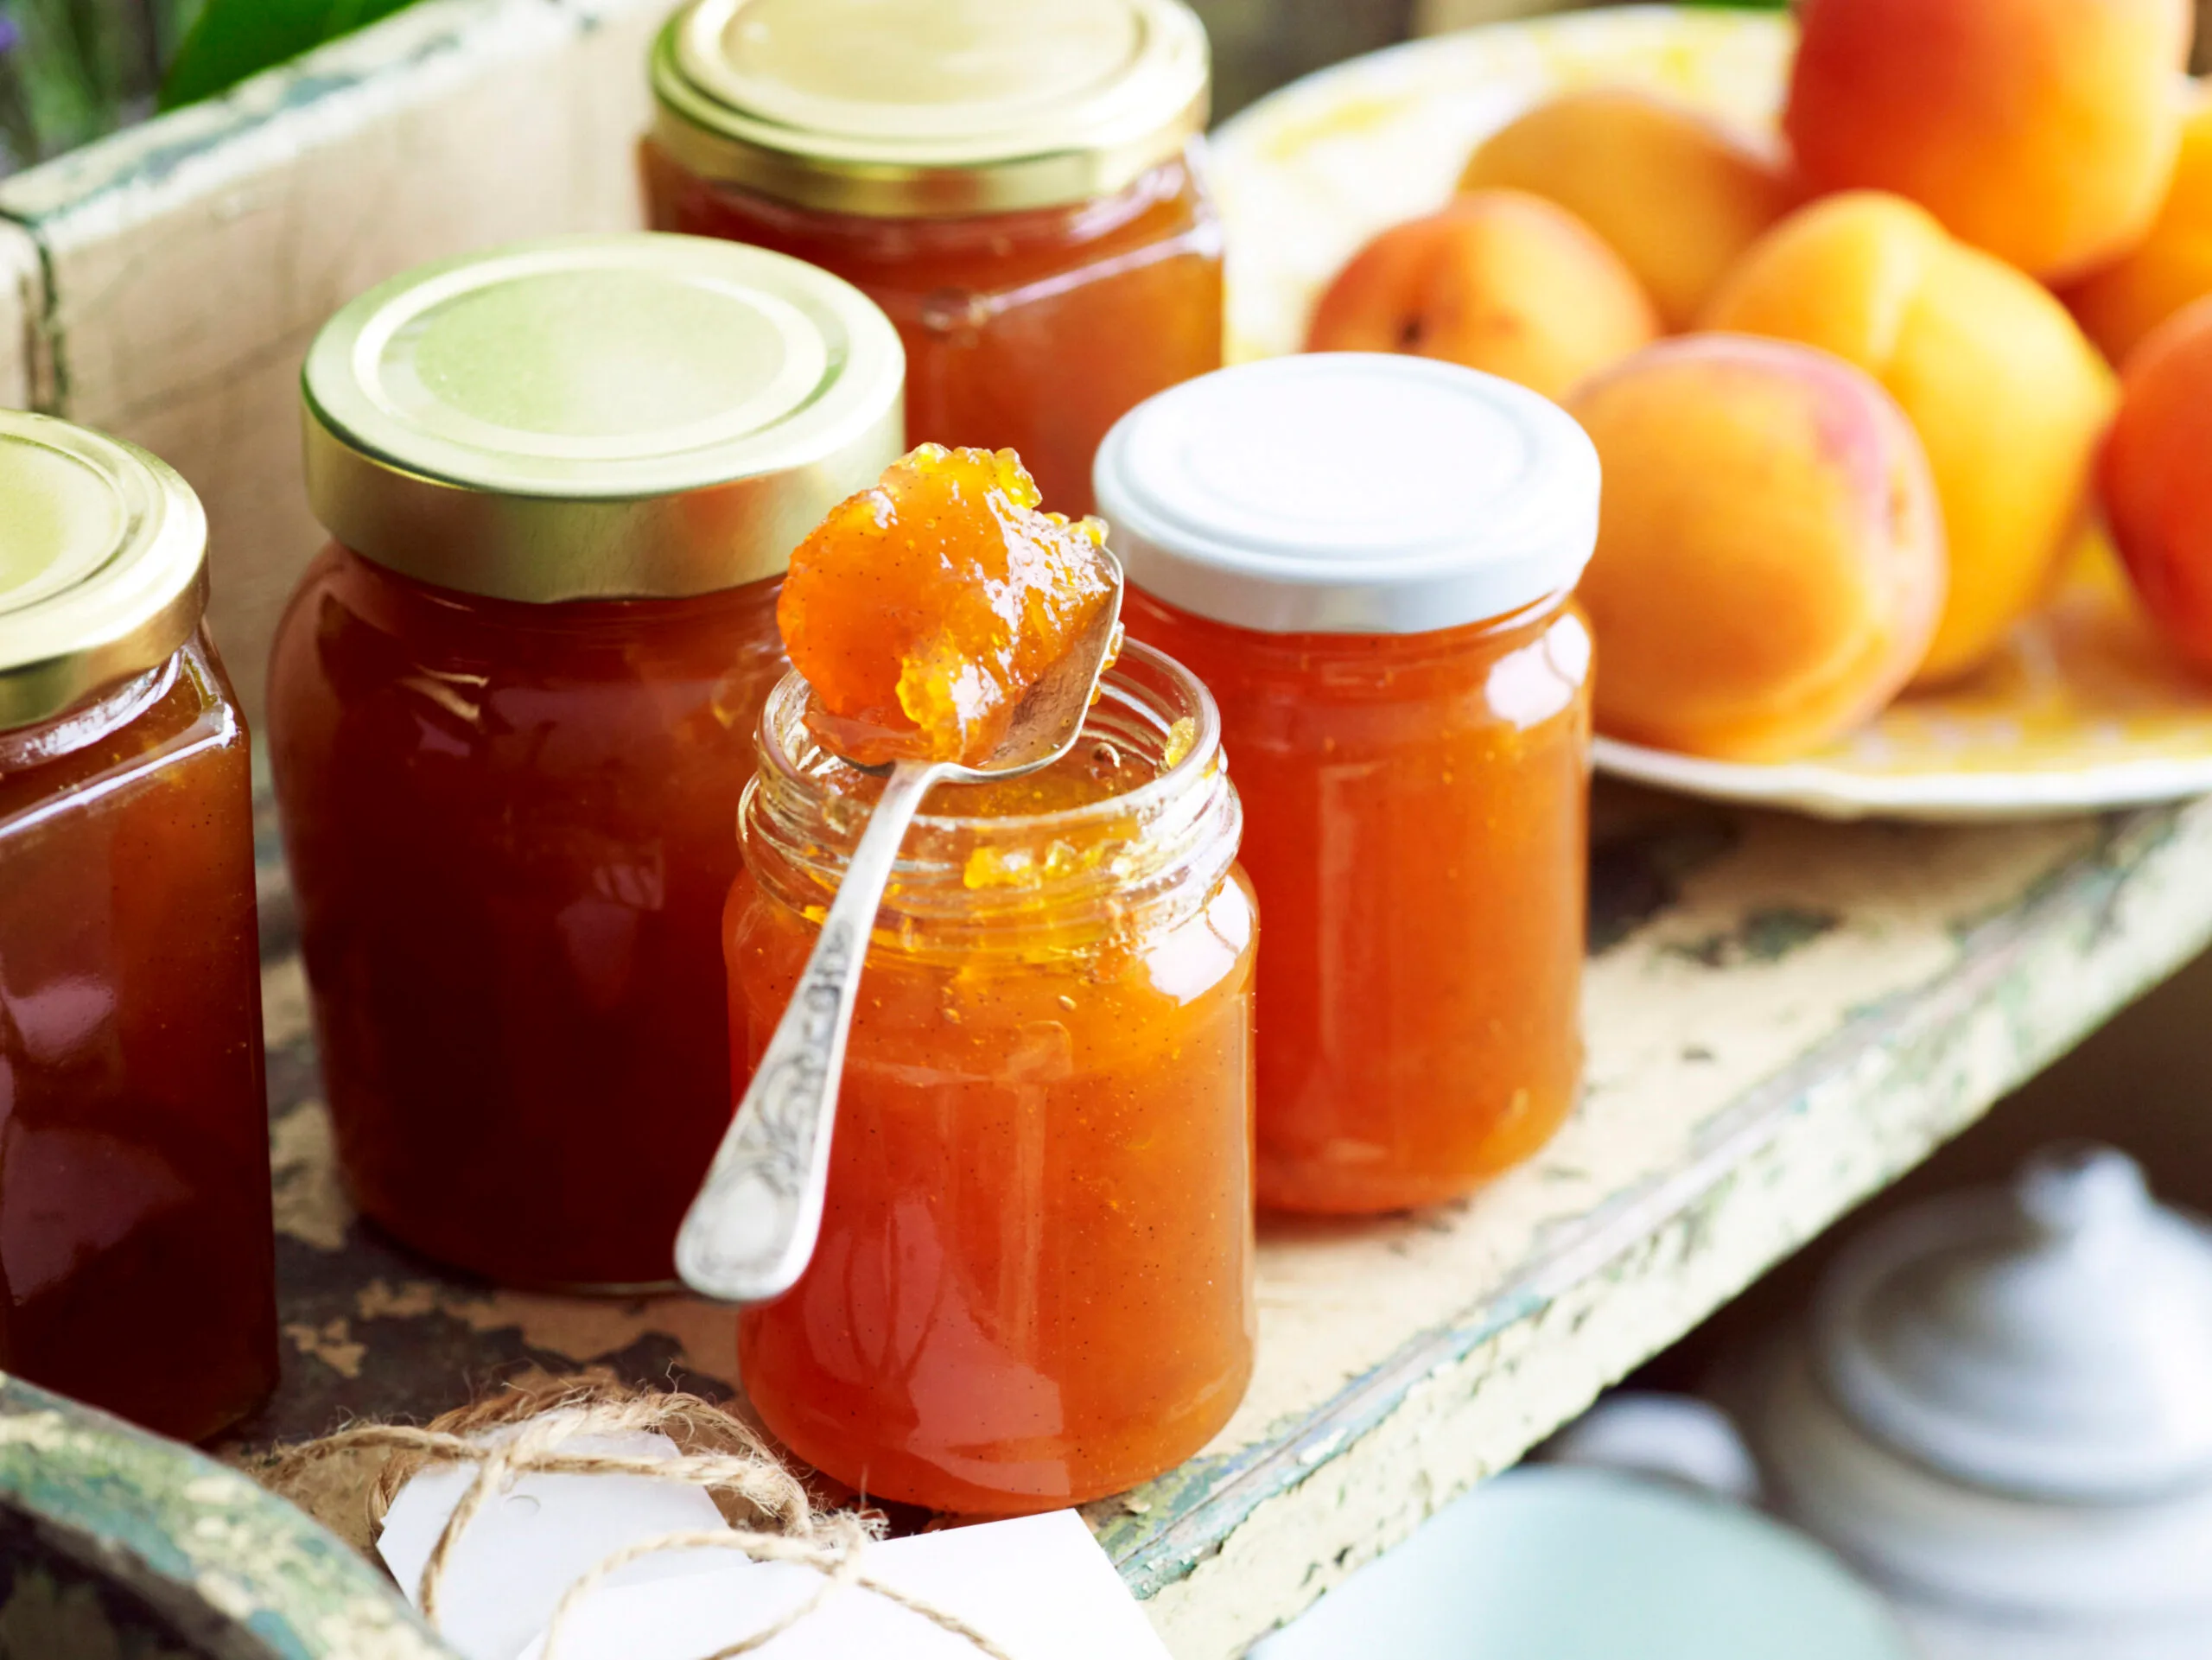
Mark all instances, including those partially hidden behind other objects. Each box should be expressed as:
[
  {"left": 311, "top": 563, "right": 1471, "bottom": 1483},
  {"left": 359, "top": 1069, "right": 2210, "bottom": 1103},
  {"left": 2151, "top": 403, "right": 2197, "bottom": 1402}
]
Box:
[
  {"left": 1813, "top": 1145, "right": 2212, "bottom": 1504},
  {"left": 1090, "top": 353, "right": 1599, "bottom": 635}
]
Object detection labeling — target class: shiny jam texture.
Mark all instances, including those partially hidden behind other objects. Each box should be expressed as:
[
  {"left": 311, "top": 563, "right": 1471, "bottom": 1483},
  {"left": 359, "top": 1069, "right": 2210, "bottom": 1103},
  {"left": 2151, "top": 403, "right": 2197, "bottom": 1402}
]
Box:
[
  {"left": 0, "top": 632, "right": 276, "bottom": 1441},
  {"left": 644, "top": 148, "right": 1224, "bottom": 516},
  {"left": 267, "top": 545, "right": 788, "bottom": 1289},
  {"left": 1127, "top": 588, "right": 1593, "bottom": 1213},
  {"left": 730, "top": 673, "right": 1255, "bottom": 1514},
  {"left": 779, "top": 445, "right": 1118, "bottom": 766}
]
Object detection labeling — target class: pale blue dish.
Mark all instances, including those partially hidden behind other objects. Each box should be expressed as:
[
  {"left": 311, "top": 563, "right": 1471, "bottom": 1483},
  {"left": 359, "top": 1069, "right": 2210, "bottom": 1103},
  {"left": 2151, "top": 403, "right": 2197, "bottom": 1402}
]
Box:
[{"left": 1251, "top": 1466, "right": 1915, "bottom": 1660}]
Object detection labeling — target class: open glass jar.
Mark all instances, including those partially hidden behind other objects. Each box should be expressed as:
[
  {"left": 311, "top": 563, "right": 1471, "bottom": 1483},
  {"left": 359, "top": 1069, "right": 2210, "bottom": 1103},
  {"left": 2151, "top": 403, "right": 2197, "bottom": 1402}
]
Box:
[
  {"left": 0, "top": 411, "right": 275, "bottom": 1441},
  {"left": 645, "top": 0, "right": 1223, "bottom": 515},
  {"left": 1099, "top": 355, "right": 1599, "bottom": 1214},
  {"left": 728, "top": 643, "right": 1255, "bottom": 1513},
  {"left": 268, "top": 235, "right": 904, "bottom": 1291}
]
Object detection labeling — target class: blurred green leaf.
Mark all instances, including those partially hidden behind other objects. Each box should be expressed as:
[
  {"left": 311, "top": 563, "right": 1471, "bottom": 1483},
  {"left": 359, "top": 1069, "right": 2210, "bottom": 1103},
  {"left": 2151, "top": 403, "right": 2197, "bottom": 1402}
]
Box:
[
  {"left": 0, "top": 0, "right": 200, "bottom": 171},
  {"left": 157, "top": 0, "right": 418, "bottom": 110}
]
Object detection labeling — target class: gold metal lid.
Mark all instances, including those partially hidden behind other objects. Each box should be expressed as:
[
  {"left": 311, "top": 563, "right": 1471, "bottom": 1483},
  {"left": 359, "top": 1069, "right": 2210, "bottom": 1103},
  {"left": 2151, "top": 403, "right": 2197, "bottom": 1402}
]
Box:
[
  {"left": 651, "top": 0, "right": 1210, "bottom": 217},
  {"left": 302, "top": 233, "right": 906, "bottom": 603},
  {"left": 0, "top": 410, "right": 208, "bottom": 733}
]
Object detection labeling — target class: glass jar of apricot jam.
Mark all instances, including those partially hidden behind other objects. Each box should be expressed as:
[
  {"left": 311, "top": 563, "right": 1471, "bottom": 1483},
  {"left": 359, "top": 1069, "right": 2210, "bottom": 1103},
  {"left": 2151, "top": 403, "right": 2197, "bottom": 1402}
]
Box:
[
  {"left": 729, "top": 644, "right": 1255, "bottom": 1513},
  {"left": 0, "top": 411, "right": 276, "bottom": 1441},
  {"left": 645, "top": 0, "right": 1222, "bottom": 515},
  {"left": 1098, "top": 355, "right": 1600, "bottom": 1215},
  {"left": 267, "top": 235, "right": 903, "bottom": 1291}
]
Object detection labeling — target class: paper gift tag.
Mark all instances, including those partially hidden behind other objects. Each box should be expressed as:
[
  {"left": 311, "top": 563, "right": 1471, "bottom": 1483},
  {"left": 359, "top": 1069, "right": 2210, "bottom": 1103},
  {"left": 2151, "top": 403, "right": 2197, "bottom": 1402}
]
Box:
[
  {"left": 376, "top": 1415, "right": 731, "bottom": 1660},
  {"left": 512, "top": 1511, "right": 1173, "bottom": 1660}
]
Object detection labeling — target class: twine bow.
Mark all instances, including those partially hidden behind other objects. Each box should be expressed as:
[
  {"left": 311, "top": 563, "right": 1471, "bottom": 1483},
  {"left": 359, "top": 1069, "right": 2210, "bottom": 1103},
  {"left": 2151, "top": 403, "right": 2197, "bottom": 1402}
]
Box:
[{"left": 267, "top": 1383, "right": 1016, "bottom": 1660}]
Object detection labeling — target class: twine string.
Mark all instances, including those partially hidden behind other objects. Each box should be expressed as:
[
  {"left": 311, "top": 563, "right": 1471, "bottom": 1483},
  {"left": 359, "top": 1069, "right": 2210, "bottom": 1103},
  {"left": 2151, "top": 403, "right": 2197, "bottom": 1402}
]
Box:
[{"left": 264, "top": 1383, "right": 1014, "bottom": 1660}]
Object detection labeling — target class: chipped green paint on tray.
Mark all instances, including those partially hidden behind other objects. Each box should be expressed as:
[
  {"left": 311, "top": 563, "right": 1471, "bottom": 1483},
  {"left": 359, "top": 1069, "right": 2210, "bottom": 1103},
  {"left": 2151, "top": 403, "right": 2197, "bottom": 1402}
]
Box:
[
  {"left": 231, "top": 779, "right": 2212, "bottom": 1660},
  {"left": 0, "top": 1374, "right": 452, "bottom": 1659}
]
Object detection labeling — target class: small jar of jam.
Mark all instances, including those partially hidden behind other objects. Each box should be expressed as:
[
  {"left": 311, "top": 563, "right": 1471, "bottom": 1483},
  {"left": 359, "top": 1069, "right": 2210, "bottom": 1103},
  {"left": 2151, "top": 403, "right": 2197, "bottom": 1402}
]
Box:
[
  {"left": 268, "top": 234, "right": 904, "bottom": 1291},
  {"left": 0, "top": 411, "right": 276, "bottom": 1441},
  {"left": 1097, "top": 354, "right": 1599, "bottom": 1214},
  {"left": 729, "top": 644, "right": 1255, "bottom": 1513},
  {"left": 645, "top": 0, "right": 1223, "bottom": 516}
]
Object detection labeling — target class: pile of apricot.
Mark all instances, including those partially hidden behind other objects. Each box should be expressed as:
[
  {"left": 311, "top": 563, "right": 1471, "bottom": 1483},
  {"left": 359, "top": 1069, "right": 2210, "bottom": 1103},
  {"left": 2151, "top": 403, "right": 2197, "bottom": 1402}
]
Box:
[{"left": 1309, "top": 0, "right": 2212, "bottom": 761}]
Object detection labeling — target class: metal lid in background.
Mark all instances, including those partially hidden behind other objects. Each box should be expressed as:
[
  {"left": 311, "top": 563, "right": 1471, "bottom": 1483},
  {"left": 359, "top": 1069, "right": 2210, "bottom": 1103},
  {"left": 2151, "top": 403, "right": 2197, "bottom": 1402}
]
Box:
[
  {"left": 302, "top": 233, "right": 906, "bottom": 603},
  {"left": 1092, "top": 354, "right": 1601, "bottom": 635},
  {"left": 0, "top": 411, "right": 208, "bottom": 732},
  {"left": 651, "top": 0, "right": 1210, "bottom": 217}
]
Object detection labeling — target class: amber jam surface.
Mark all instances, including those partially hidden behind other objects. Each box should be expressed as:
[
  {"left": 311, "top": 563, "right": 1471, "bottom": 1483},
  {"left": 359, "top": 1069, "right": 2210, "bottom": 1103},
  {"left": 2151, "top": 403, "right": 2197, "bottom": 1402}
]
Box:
[
  {"left": 1126, "top": 587, "right": 1593, "bottom": 1215},
  {"left": 730, "top": 645, "right": 1255, "bottom": 1514},
  {"left": 267, "top": 544, "right": 788, "bottom": 1290},
  {"left": 645, "top": 148, "right": 1224, "bottom": 517},
  {"left": 779, "top": 446, "right": 1119, "bottom": 766},
  {"left": 0, "top": 631, "right": 275, "bottom": 1441}
]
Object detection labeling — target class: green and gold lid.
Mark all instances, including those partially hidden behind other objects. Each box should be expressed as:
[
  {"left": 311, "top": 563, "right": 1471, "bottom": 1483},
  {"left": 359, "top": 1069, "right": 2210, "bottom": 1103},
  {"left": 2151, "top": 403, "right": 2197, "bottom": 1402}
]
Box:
[
  {"left": 0, "top": 411, "right": 208, "bottom": 732},
  {"left": 302, "top": 232, "right": 906, "bottom": 603},
  {"left": 651, "top": 0, "right": 1211, "bottom": 218}
]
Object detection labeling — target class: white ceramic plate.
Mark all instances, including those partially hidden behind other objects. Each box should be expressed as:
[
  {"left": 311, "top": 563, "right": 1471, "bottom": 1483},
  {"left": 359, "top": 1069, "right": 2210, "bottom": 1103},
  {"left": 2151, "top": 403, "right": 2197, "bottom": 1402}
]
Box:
[{"left": 1208, "top": 6, "right": 2212, "bottom": 822}]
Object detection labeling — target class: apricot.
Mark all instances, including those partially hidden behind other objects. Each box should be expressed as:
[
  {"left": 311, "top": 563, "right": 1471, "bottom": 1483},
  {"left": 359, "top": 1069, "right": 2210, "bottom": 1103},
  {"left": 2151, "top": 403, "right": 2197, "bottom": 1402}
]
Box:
[
  {"left": 2100, "top": 298, "right": 2212, "bottom": 670},
  {"left": 1568, "top": 336, "right": 1945, "bottom": 764},
  {"left": 1457, "top": 88, "right": 1799, "bottom": 329},
  {"left": 1705, "top": 192, "right": 2118, "bottom": 683},
  {"left": 1784, "top": 0, "right": 2194, "bottom": 283},
  {"left": 2068, "top": 89, "right": 2212, "bottom": 366},
  {"left": 778, "top": 445, "right": 1119, "bottom": 767},
  {"left": 1304, "top": 190, "right": 1658, "bottom": 400}
]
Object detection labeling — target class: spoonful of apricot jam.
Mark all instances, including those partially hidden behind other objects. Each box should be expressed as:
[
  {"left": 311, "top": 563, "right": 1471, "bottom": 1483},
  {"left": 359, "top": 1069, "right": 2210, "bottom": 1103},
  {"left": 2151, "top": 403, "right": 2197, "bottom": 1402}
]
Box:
[{"left": 677, "top": 445, "right": 1125, "bottom": 1305}]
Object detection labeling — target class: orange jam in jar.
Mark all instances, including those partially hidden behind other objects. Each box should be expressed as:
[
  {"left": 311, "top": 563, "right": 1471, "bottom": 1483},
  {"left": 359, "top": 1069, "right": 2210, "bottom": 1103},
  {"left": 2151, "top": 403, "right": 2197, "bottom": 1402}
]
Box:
[
  {"left": 0, "top": 413, "right": 275, "bottom": 1441},
  {"left": 729, "top": 644, "right": 1255, "bottom": 1513},
  {"left": 268, "top": 236, "right": 903, "bottom": 1290},
  {"left": 1098, "top": 355, "right": 1600, "bottom": 1214},
  {"left": 645, "top": 0, "right": 1223, "bottom": 515}
]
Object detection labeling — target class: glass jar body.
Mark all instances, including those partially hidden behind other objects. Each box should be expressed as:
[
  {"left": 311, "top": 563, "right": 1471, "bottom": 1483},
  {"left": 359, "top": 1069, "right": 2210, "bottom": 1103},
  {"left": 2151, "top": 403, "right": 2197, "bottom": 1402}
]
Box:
[
  {"left": 728, "top": 648, "right": 1256, "bottom": 1513},
  {"left": 1126, "top": 588, "right": 1594, "bottom": 1214},
  {"left": 266, "top": 544, "right": 788, "bottom": 1290},
  {"left": 0, "top": 631, "right": 276, "bottom": 1441},
  {"left": 644, "top": 146, "right": 1224, "bottom": 516}
]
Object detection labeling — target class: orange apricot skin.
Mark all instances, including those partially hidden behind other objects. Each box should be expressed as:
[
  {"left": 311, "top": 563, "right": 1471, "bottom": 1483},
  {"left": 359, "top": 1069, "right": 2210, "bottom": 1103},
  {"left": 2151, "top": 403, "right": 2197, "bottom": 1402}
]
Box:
[
  {"left": 1304, "top": 190, "right": 1657, "bottom": 400},
  {"left": 2101, "top": 298, "right": 2212, "bottom": 670},
  {"left": 2069, "top": 89, "right": 2212, "bottom": 366},
  {"left": 1784, "top": 0, "right": 2195, "bottom": 283},
  {"left": 1459, "top": 87, "right": 1800, "bottom": 329},
  {"left": 1568, "top": 335, "right": 1946, "bottom": 764},
  {"left": 1705, "top": 191, "right": 2118, "bottom": 684}
]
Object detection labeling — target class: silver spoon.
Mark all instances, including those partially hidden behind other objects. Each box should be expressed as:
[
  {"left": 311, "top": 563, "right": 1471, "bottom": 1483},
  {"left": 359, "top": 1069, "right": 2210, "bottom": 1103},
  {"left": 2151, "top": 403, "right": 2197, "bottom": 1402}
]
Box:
[{"left": 676, "top": 554, "right": 1126, "bottom": 1305}]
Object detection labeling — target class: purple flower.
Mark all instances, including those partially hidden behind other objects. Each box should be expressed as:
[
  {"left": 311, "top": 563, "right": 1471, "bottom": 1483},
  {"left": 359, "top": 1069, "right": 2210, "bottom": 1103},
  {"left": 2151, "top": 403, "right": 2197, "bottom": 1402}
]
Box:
[{"left": 0, "top": 16, "right": 18, "bottom": 55}]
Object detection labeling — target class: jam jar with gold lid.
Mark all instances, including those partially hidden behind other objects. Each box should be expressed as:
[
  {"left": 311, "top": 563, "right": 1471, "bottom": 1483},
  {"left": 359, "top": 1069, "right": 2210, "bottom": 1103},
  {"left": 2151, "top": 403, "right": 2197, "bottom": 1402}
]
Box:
[
  {"left": 0, "top": 410, "right": 276, "bottom": 1441},
  {"left": 1098, "top": 354, "right": 1599, "bottom": 1215},
  {"left": 267, "top": 233, "right": 904, "bottom": 1291},
  {"left": 645, "top": 0, "right": 1223, "bottom": 515}
]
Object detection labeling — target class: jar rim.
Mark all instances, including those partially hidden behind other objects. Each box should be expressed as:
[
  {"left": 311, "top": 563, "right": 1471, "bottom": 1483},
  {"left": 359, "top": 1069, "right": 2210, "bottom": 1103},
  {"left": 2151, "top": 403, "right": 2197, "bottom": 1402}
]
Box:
[
  {"left": 753, "top": 638, "right": 1223, "bottom": 834},
  {"left": 743, "top": 639, "right": 1240, "bottom": 953}
]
